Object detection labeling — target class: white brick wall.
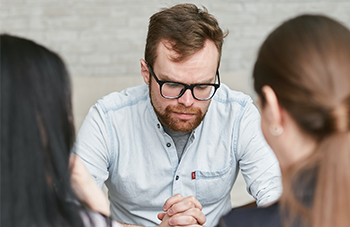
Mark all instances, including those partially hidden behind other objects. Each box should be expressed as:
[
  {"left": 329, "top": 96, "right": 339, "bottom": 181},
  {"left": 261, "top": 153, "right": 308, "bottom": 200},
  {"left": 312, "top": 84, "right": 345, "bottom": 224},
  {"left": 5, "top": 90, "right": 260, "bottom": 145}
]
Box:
[
  {"left": 2, "top": 0, "right": 350, "bottom": 135},
  {"left": 2, "top": 0, "right": 349, "bottom": 79},
  {"left": 3, "top": 0, "right": 349, "bottom": 208}
]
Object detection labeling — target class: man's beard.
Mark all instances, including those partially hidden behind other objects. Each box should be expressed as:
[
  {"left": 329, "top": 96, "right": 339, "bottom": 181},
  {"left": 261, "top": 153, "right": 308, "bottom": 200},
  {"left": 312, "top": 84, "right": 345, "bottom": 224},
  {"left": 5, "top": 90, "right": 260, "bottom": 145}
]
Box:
[
  {"left": 149, "top": 79, "right": 209, "bottom": 132},
  {"left": 153, "top": 104, "right": 206, "bottom": 133}
]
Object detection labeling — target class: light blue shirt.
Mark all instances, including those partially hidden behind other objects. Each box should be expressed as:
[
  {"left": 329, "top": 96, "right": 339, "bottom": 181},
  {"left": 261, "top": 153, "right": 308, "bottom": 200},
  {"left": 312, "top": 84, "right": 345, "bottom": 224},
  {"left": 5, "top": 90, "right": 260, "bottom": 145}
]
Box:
[{"left": 73, "top": 83, "right": 282, "bottom": 227}]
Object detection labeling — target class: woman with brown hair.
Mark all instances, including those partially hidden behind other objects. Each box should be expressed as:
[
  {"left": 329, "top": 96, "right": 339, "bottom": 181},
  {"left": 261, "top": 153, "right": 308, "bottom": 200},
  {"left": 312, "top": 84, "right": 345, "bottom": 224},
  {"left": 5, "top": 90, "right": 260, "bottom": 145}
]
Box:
[{"left": 218, "top": 14, "right": 350, "bottom": 227}]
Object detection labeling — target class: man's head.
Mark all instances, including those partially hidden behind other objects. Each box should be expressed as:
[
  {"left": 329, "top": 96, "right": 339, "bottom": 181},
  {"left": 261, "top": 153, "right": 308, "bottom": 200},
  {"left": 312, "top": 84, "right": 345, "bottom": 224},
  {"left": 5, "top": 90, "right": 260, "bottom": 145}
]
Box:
[
  {"left": 144, "top": 3, "right": 227, "bottom": 68},
  {"left": 140, "top": 4, "right": 226, "bottom": 132}
]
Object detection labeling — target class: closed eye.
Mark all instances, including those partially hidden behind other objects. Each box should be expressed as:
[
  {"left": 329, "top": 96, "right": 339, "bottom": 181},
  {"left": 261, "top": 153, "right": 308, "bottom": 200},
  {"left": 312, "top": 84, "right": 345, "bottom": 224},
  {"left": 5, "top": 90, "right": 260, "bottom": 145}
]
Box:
[
  {"left": 166, "top": 82, "right": 183, "bottom": 88},
  {"left": 196, "top": 85, "right": 209, "bottom": 90}
]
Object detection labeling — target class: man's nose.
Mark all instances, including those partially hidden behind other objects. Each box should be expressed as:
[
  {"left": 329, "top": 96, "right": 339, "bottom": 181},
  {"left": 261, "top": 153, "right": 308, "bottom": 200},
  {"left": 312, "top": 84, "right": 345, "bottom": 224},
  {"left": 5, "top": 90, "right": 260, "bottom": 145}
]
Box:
[{"left": 177, "top": 89, "right": 195, "bottom": 107}]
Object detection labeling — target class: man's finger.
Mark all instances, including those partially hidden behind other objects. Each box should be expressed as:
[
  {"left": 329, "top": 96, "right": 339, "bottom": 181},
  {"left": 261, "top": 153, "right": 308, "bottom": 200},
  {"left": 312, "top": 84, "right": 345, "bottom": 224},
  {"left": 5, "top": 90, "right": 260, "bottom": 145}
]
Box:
[
  {"left": 169, "top": 214, "right": 196, "bottom": 226},
  {"left": 167, "top": 196, "right": 202, "bottom": 216},
  {"left": 163, "top": 194, "right": 184, "bottom": 211},
  {"left": 157, "top": 212, "right": 166, "bottom": 220},
  {"left": 183, "top": 196, "right": 202, "bottom": 210},
  {"left": 169, "top": 208, "right": 206, "bottom": 225}
]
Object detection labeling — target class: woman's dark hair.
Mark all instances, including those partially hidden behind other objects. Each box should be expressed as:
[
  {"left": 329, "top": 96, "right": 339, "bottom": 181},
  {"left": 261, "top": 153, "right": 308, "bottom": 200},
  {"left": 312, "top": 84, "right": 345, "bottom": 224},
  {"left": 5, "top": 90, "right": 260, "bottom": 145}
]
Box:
[
  {"left": 253, "top": 15, "right": 350, "bottom": 227},
  {"left": 1, "top": 34, "right": 86, "bottom": 226}
]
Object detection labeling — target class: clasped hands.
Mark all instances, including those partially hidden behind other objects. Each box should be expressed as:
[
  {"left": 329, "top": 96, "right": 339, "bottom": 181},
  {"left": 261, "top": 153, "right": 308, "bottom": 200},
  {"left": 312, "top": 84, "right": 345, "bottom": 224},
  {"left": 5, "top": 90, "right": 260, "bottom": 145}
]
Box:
[
  {"left": 157, "top": 194, "right": 206, "bottom": 227},
  {"left": 70, "top": 155, "right": 206, "bottom": 227}
]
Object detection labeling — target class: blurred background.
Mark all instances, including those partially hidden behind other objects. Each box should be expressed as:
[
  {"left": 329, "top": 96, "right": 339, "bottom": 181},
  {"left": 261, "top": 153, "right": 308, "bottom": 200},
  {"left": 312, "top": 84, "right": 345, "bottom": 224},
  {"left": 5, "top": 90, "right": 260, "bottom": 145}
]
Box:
[{"left": 2, "top": 0, "right": 350, "bottom": 207}]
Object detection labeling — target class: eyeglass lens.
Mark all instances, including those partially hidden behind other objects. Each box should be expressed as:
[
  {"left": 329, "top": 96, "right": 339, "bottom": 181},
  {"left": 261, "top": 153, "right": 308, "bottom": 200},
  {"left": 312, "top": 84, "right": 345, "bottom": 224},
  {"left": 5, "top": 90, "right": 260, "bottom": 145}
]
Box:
[{"left": 161, "top": 82, "right": 215, "bottom": 100}]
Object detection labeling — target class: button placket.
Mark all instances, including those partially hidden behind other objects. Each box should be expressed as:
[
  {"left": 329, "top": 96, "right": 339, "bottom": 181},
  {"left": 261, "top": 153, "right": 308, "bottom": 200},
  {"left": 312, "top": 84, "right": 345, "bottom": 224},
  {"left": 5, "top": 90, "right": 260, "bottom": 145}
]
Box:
[
  {"left": 172, "top": 170, "right": 182, "bottom": 195},
  {"left": 162, "top": 134, "right": 181, "bottom": 194}
]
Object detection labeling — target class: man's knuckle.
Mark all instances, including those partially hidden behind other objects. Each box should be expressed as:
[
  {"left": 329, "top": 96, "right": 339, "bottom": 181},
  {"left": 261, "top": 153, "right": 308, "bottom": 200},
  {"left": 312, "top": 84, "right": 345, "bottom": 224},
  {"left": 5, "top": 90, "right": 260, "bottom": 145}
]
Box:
[
  {"left": 186, "top": 201, "right": 194, "bottom": 208},
  {"left": 176, "top": 193, "right": 183, "bottom": 199},
  {"left": 171, "top": 205, "right": 178, "bottom": 212},
  {"left": 188, "top": 195, "right": 196, "bottom": 201}
]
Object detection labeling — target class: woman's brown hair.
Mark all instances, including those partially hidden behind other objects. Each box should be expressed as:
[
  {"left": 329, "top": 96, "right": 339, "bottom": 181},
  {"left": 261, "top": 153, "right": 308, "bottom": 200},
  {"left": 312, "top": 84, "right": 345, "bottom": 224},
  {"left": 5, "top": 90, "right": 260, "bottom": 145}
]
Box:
[
  {"left": 253, "top": 15, "right": 350, "bottom": 227},
  {"left": 144, "top": 3, "right": 228, "bottom": 68}
]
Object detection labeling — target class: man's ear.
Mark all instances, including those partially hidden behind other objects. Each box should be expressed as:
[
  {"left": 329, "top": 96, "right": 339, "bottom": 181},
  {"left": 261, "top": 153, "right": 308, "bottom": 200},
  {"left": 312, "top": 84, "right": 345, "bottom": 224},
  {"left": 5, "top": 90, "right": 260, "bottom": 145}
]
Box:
[
  {"left": 261, "top": 85, "right": 282, "bottom": 127},
  {"left": 140, "top": 59, "right": 150, "bottom": 85}
]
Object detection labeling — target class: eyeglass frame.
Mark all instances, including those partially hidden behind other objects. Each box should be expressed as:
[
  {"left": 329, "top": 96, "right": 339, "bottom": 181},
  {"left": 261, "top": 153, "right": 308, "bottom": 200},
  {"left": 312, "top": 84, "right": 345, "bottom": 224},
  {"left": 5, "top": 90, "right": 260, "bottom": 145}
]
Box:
[{"left": 148, "top": 64, "right": 221, "bottom": 101}]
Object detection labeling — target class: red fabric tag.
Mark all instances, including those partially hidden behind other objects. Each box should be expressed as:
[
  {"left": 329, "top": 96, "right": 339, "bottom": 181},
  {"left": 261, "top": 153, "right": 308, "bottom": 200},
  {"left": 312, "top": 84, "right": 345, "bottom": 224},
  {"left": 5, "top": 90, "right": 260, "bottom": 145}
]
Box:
[{"left": 191, "top": 171, "right": 196, "bottom": 179}]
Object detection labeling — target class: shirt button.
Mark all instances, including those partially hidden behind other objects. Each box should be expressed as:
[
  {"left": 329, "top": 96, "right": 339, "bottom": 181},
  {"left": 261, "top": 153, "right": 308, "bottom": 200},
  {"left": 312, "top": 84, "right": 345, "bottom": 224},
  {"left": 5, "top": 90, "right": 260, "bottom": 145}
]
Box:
[
  {"left": 157, "top": 124, "right": 160, "bottom": 128},
  {"left": 166, "top": 143, "right": 171, "bottom": 147},
  {"left": 175, "top": 175, "right": 179, "bottom": 180}
]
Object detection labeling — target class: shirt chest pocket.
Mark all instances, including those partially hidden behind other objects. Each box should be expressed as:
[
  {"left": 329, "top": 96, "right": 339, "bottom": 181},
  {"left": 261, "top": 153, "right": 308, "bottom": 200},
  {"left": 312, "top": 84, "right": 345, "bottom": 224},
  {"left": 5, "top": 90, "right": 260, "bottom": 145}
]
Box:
[{"left": 194, "top": 162, "right": 233, "bottom": 206}]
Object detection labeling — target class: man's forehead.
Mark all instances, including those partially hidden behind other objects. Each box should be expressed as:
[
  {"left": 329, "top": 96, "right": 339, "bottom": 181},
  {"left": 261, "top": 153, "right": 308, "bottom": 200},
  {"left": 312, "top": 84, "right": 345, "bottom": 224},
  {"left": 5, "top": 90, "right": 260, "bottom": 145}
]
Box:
[
  {"left": 155, "top": 39, "right": 219, "bottom": 66},
  {"left": 158, "top": 39, "right": 182, "bottom": 62}
]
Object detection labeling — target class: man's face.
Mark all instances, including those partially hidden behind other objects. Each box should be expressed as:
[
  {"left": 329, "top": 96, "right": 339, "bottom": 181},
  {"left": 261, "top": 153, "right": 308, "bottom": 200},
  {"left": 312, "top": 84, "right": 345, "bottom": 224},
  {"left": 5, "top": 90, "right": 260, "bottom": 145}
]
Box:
[{"left": 142, "top": 39, "right": 219, "bottom": 132}]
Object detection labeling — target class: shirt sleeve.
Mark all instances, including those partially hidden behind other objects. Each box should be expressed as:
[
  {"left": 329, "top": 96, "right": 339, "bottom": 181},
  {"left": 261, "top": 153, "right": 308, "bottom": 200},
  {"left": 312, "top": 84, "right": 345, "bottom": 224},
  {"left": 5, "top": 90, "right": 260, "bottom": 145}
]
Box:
[
  {"left": 235, "top": 100, "right": 282, "bottom": 206},
  {"left": 72, "top": 103, "right": 111, "bottom": 189}
]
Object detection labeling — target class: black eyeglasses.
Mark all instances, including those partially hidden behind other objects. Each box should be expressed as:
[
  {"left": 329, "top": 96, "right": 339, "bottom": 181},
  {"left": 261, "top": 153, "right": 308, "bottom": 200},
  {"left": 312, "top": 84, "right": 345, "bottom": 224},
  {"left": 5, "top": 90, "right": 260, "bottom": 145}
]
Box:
[{"left": 148, "top": 64, "right": 220, "bottom": 101}]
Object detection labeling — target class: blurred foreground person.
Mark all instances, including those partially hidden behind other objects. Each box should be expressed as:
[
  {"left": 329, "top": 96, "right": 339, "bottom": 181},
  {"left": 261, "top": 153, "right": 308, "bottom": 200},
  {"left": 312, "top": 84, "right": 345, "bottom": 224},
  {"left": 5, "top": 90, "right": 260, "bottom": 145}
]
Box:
[
  {"left": 0, "top": 34, "right": 121, "bottom": 227},
  {"left": 218, "top": 14, "right": 350, "bottom": 227}
]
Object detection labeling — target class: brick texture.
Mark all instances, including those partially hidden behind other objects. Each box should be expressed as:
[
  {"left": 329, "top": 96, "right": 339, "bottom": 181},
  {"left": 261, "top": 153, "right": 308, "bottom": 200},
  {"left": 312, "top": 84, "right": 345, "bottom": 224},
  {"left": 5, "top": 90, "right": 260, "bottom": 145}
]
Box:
[
  {"left": 1, "top": 0, "right": 350, "bottom": 78},
  {"left": 3, "top": 0, "right": 348, "bottom": 208}
]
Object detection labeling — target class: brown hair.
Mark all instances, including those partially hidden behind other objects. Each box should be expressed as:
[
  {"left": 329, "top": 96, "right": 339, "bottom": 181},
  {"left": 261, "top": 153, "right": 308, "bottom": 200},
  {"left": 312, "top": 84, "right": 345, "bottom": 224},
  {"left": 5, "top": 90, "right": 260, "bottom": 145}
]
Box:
[
  {"left": 145, "top": 3, "right": 228, "bottom": 67},
  {"left": 253, "top": 15, "right": 350, "bottom": 227}
]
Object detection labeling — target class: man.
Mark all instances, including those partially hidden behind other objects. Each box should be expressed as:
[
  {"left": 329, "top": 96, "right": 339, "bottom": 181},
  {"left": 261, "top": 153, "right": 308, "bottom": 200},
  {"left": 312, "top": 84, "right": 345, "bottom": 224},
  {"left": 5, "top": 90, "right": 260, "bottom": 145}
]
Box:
[{"left": 73, "top": 3, "right": 282, "bottom": 227}]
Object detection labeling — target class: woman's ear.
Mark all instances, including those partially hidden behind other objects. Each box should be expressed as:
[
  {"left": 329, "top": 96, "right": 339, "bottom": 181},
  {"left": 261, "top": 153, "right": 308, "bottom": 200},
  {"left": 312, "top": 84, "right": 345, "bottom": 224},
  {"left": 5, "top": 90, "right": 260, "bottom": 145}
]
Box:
[
  {"left": 261, "top": 85, "right": 283, "bottom": 135},
  {"left": 140, "top": 59, "right": 150, "bottom": 85}
]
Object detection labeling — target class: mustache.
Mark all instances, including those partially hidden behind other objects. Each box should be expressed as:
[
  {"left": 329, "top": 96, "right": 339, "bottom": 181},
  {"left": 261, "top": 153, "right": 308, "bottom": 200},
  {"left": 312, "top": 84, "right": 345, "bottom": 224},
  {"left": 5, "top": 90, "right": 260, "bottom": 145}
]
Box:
[{"left": 166, "top": 105, "right": 201, "bottom": 114}]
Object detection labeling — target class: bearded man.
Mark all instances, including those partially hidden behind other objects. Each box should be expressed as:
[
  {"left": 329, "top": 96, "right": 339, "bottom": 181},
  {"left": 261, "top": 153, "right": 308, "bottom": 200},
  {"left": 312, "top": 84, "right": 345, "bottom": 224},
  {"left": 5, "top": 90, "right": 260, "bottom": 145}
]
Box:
[{"left": 73, "top": 3, "right": 282, "bottom": 227}]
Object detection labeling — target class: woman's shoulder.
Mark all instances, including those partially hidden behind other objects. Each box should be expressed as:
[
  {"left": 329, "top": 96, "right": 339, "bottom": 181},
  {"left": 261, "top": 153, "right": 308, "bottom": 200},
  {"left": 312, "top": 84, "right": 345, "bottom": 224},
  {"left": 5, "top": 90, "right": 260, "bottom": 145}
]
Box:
[{"left": 217, "top": 202, "right": 282, "bottom": 227}]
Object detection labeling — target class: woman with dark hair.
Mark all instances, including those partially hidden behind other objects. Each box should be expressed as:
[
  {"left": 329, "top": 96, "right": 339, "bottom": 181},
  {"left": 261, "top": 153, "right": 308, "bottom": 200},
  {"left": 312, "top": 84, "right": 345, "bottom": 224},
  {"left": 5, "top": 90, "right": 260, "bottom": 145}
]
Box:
[
  {"left": 218, "top": 15, "right": 350, "bottom": 227},
  {"left": 0, "top": 34, "right": 122, "bottom": 227}
]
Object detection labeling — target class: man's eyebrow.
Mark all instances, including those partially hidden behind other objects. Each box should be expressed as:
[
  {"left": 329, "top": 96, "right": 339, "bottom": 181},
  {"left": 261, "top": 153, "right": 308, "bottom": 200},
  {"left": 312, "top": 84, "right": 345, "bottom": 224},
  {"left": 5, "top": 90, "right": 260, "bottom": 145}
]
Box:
[
  {"left": 158, "top": 73, "right": 216, "bottom": 84},
  {"left": 158, "top": 73, "right": 176, "bottom": 82},
  {"left": 199, "top": 76, "right": 216, "bottom": 84}
]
